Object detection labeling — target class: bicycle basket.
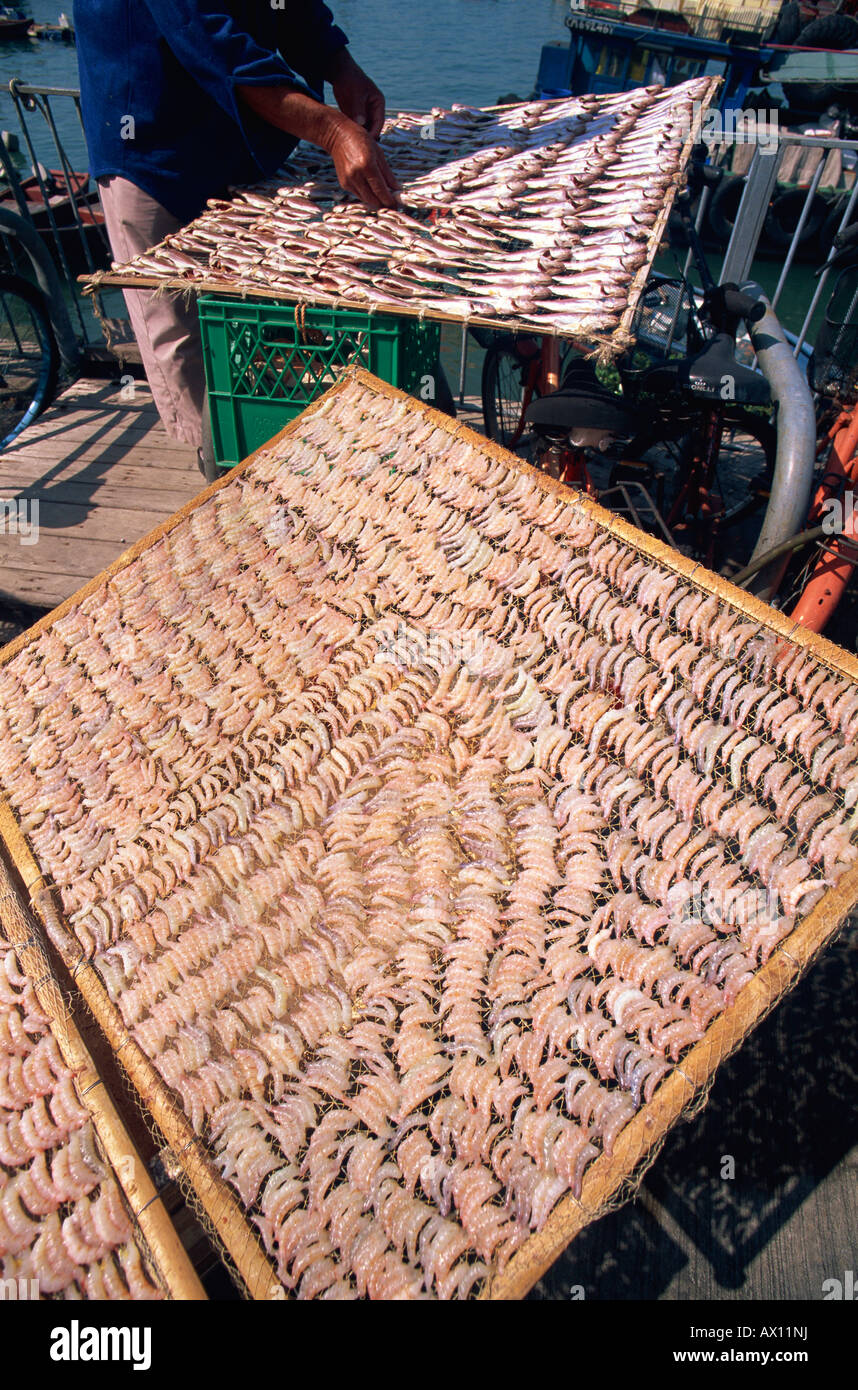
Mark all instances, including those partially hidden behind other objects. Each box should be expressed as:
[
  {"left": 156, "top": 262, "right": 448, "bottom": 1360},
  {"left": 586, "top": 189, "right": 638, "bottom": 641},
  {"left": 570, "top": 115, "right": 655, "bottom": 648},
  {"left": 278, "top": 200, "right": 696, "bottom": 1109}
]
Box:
[
  {"left": 630, "top": 277, "right": 694, "bottom": 359},
  {"left": 810, "top": 267, "right": 858, "bottom": 402}
]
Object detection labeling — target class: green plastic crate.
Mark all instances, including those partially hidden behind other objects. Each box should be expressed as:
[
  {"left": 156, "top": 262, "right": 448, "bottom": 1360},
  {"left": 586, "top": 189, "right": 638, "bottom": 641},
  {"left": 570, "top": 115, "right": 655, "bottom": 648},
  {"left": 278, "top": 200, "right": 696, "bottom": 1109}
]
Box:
[{"left": 198, "top": 296, "right": 441, "bottom": 466}]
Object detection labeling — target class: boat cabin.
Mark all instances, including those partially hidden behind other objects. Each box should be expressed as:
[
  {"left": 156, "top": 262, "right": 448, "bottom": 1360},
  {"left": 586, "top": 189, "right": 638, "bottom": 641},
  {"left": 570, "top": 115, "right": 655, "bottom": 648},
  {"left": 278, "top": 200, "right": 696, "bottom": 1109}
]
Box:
[{"left": 536, "top": 0, "right": 776, "bottom": 115}]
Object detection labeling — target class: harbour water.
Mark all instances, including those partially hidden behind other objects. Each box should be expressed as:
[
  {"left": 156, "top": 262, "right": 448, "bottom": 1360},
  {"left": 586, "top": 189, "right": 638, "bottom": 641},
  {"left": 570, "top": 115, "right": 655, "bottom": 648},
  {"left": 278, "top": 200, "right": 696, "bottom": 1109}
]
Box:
[{"left": 0, "top": 0, "right": 570, "bottom": 169}]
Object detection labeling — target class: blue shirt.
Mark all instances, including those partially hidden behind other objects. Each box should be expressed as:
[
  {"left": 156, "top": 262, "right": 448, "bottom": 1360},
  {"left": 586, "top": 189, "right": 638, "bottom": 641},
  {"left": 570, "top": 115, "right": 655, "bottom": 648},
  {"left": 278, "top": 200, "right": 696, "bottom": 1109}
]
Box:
[{"left": 76, "top": 1, "right": 348, "bottom": 223}]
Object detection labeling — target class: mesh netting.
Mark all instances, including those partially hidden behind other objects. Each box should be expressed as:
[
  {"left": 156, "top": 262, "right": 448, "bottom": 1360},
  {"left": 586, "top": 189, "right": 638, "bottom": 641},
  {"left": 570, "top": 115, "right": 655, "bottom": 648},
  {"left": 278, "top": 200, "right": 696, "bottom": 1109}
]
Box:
[
  {"left": 628, "top": 276, "right": 695, "bottom": 359},
  {"left": 809, "top": 268, "right": 858, "bottom": 403},
  {"left": 0, "top": 370, "right": 857, "bottom": 1299}
]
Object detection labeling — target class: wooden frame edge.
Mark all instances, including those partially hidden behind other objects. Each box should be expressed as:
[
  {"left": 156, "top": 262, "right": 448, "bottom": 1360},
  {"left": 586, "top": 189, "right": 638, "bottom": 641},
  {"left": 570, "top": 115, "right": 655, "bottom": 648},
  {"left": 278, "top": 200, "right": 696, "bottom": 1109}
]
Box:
[{"left": 0, "top": 798, "right": 278, "bottom": 1302}]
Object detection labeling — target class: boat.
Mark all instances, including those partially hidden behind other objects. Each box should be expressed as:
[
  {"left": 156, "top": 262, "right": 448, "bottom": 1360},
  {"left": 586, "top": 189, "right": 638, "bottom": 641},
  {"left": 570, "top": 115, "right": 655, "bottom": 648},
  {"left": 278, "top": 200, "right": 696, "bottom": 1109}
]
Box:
[
  {"left": 30, "top": 16, "right": 75, "bottom": 43},
  {"left": 762, "top": 40, "right": 858, "bottom": 109},
  {"left": 0, "top": 7, "right": 32, "bottom": 40},
  {"left": 536, "top": 0, "right": 779, "bottom": 117},
  {"left": 535, "top": 0, "right": 858, "bottom": 120},
  {"left": 534, "top": 0, "right": 858, "bottom": 254},
  {"left": 0, "top": 166, "right": 109, "bottom": 271},
  {"left": 0, "top": 167, "right": 100, "bottom": 227}
]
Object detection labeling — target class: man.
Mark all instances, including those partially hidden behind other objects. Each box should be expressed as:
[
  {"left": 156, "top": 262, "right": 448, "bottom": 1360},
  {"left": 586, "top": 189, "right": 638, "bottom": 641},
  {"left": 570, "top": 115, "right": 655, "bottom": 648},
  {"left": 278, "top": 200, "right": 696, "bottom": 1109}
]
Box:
[{"left": 76, "top": 2, "right": 398, "bottom": 453}]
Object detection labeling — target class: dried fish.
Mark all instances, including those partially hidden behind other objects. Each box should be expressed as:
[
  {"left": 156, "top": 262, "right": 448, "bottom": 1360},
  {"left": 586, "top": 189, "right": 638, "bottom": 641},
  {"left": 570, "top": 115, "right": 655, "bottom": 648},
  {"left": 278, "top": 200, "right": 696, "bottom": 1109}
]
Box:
[
  {"left": 0, "top": 943, "right": 165, "bottom": 1299},
  {"left": 94, "top": 78, "right": 715, "bottom": 342}
]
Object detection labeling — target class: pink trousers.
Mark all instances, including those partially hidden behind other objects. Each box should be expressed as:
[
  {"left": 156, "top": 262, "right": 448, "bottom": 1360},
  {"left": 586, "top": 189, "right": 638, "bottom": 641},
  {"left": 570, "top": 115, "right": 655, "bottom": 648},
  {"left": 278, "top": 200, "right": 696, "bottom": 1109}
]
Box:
[{"left": 98, "top": 175, "right": 206, "bottom": 449}]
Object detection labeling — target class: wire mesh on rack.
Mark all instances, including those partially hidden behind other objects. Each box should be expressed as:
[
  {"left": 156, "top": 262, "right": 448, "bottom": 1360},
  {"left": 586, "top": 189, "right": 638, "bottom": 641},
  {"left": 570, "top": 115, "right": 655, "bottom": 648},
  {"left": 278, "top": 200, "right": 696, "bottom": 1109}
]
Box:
[
  {"left": 628, "top": 277, "right": 697, "bottom": 360},
  {"left": 0, "top": 868, "right": 201, "bottom": 1300},
  {"left": 809, "top": 269, "right": 858, "bottom": 402}
]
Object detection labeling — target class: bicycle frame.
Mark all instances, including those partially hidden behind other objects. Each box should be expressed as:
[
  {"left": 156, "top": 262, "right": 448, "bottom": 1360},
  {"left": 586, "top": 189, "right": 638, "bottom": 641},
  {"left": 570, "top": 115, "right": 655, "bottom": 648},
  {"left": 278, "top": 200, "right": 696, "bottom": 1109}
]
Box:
[
  {"left": 789, "top": 405, "right": 858, "bottom": 631},
  {"left": 497, "top": 334, "right": 562, "bottom": 448},
  {"left": 481, "top": 159, "right": 848, "bottom": 626},
  {"left": 510, "top": 347, "right": 542, "bottom": 447},
  {"left": 527, "top": 332, "right": 600, "bottom": 495},
  {"left": 663, "top": 407, "right": 725, "bottom": 569}
]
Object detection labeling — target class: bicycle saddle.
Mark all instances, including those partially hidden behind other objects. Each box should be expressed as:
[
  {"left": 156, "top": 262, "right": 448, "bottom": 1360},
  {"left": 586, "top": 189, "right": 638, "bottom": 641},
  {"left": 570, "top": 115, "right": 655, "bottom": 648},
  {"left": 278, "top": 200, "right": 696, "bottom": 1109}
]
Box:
[
  {"left": 640, "top": 333, "right": 771, "bottom": 407},
  {"left": 525, "top": 359, "right": 635, "bottom": 435}
]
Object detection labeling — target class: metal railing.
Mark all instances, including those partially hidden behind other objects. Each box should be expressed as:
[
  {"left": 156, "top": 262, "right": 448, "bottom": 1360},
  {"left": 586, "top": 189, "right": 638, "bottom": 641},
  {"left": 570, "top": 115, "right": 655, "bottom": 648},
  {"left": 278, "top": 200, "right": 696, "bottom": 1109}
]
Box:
[
  {"left": 720, "top": 130, "right": 858, "bottom": 359},
  {"left": 0, "top": 80, "right": 112, "bottom": 347}
]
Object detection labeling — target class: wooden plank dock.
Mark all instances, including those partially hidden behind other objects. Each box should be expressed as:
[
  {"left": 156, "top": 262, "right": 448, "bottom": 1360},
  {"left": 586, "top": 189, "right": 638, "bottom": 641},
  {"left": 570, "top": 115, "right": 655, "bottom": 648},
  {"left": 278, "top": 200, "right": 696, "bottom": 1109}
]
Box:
[{"left": 0, "top": 376, "right": 201, "bottom": 614}]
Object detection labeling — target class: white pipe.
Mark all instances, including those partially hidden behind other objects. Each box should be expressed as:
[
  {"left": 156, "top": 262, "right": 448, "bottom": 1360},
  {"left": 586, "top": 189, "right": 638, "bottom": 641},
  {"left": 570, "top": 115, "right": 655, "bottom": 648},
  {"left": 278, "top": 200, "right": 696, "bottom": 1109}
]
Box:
[{"left": 742, "top": 280, "right": 816, "bottom": 601}]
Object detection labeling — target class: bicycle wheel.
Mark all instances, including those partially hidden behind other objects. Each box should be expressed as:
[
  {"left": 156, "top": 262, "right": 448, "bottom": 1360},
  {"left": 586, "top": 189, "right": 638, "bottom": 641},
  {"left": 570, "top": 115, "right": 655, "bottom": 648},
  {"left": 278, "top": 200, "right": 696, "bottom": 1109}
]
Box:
[
  {"left": 711, "top": 413, "right": 776, "bottom": 524},
  {"left": 0, "top": 274, "right": 59, "bottom": 451},
  {"left": 481, "top": 338, "right": 542, "bottom": 456},
  {"left": 625, "top": 409, "right": 776, "bottom": 572}
]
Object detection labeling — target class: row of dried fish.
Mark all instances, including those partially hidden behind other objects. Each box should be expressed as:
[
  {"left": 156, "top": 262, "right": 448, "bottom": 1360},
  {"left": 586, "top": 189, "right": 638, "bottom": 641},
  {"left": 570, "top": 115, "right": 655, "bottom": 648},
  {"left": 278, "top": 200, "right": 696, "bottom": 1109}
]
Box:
[
  {"left": 1, "top": 393, "right": 854, "bottom": 963},
  {"left": 1, "top": 376, "right": 855, "bottom": 1298},
  {"left": 101, "top": 79, "right": 713, "bottom": 339},
  {"left": 0, "top": 945, "right": 164, "bottom": 1299}
]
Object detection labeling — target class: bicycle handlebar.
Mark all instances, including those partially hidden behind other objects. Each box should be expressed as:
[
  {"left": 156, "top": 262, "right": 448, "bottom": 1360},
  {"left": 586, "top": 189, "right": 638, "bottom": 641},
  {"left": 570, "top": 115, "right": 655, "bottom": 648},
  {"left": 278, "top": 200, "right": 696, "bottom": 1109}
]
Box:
[
  {"left": 702, "top": 282, "right": 766, "bottom": 334},
  {"left": 687, "top": 164, "right": 724, "bottom": 192},
  {"left": 823, "top": 221, "right": 858, "bottom": 274},
  {"left": 721, "top": 287, "right": 766, "bottom": 324}
]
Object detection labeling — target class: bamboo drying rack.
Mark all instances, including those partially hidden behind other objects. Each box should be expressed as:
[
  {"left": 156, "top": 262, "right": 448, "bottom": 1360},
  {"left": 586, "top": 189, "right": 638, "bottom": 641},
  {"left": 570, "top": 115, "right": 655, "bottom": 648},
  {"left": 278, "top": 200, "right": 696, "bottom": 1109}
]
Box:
[
  {"left": 1, "top": 365, "right": 856, "bottom": 1300},
  {"left": 82, "top": 77, "right": 722, "bottom": 364}
]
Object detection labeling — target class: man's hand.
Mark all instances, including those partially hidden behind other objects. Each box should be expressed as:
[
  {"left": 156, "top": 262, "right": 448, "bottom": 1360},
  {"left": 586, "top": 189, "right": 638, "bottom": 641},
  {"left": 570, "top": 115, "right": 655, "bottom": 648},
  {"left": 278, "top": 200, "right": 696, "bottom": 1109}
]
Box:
[
  {"left": 325, "top": 112, "right": 399, "bottom": 211},
  {"left": 325, "top": 47, "right": 385, "bottom": 140},
  {"left": 237, "top": 71, "right": 399, "bottom": 211}
]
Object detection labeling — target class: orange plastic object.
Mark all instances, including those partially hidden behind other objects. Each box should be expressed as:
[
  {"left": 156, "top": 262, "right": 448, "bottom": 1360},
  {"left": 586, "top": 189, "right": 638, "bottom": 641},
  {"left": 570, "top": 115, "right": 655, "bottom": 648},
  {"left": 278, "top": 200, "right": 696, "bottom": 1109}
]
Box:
[{"left": 790, "top": 407, "right": 858, "bottom": 632}]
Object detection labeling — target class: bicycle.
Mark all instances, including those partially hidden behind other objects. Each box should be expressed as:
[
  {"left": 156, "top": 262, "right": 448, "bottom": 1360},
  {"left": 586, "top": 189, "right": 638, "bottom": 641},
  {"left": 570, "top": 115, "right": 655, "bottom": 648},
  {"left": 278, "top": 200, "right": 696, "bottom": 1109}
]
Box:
[
  {"left": 758, "top": 222, "right": 858, "bottom": 636},
  {"left": 514, "top": 154, "right": 780, "bottom": 578},
  {"left": 0, "top": 271, "right": 59, "bottom": 450},
  {"left": 0, "top": 206, "right": 80, "bottom": 452},
  {"left": 474, "top": 149, "right": 725, "bottom": 458},
  {"left": 474, "top": 323, "right": 573, "bottom": 458}
]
